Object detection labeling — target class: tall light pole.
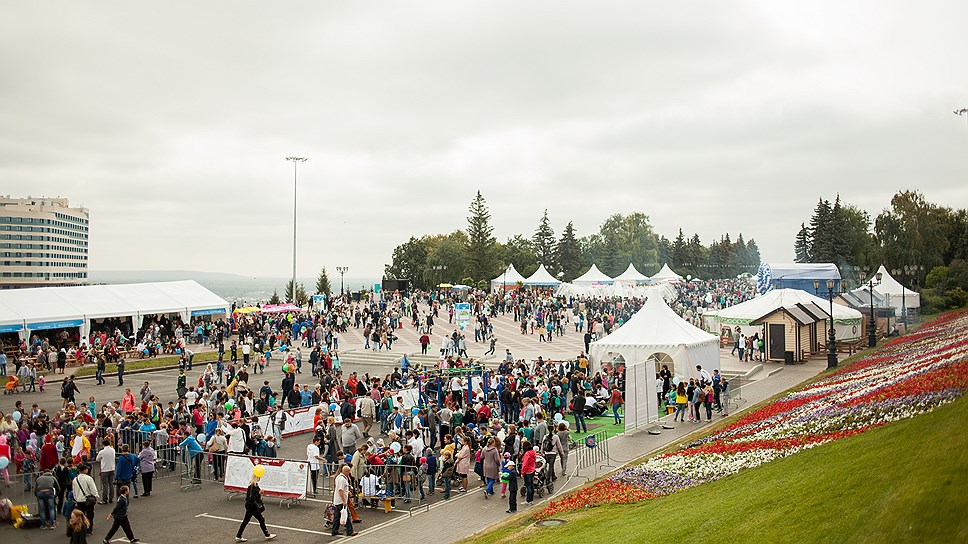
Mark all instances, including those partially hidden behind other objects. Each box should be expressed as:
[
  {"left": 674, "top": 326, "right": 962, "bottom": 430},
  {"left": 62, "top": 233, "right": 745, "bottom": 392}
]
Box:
[
  {"left": 866, "top": 271, "right": 883, "bottom": 348},
  {"left": 814, "top": 279, "right": 842, "bottom": 369},
  {"left": 286, "top": 156, "right": 307, "bottom": 302},
  {"left": 336, "top": 266, "right": 349, "bottom": 296}
]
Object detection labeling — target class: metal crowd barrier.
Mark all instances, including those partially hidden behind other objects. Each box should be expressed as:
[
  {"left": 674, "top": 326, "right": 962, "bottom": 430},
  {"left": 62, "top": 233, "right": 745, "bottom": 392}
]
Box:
[{"left": 570, "top": 429, "right": 613, "bottom": 478}]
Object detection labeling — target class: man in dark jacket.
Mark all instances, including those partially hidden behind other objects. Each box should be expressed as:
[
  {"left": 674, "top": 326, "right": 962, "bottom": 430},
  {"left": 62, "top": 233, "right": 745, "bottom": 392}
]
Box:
[{"left": 571, "top": 395, "right": 587, "bottom": 434}]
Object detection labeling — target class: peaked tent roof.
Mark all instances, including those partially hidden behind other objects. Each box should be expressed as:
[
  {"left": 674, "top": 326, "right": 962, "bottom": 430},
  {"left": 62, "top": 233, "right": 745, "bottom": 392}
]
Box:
[
  {"left": 491, "top": 264, "right": 527, "bottom": 285},
  {"left": 612, "top": 263, "right": 649, "bottom": 283},
  {"left": 591, "top": 289, "right": 718, "bottom": 349},
  {"left": 649, "top": 263, "right": 683, "bottom": 282},
  {"left": 716, "top": 288, "right": 862, "bottom": 325},
  {"left": 524, "top": 264, "right": 561, "bottom": 286},
  {"left": 572, "top": 264, "right": 613, "bottom": 285},
  {"left": 869, "top": 265, "right": 920, "bottom": 304}
]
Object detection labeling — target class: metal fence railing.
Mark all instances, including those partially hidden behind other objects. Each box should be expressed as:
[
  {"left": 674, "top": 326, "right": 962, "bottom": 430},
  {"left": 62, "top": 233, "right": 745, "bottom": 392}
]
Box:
[{"left": 570, "top": 429, "right": 613, "bottom": 478}]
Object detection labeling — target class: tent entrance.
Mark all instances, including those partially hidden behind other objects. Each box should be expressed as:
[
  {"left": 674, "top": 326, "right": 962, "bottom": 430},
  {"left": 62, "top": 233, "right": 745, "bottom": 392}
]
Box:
[{"left": 646, "top": 352, "right": 675, "bottom": 376}]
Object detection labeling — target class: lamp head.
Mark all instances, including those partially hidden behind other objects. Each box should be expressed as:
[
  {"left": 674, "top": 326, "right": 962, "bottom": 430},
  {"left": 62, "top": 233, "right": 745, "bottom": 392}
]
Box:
[
  {"left": 826, "top": 279, "right": 835, "bottom": 290},
  {"left": 813, "top": 280, "right": 820, "bottom": 291},
  {"left": 875, "top": 272, "right": 883, "bottom": 281}
]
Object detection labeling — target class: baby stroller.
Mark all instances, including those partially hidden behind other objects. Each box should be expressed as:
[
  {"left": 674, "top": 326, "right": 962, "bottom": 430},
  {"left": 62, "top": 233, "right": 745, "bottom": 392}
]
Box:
[{"left": 533, "top": 451, "right": 555, "bottom": 497}]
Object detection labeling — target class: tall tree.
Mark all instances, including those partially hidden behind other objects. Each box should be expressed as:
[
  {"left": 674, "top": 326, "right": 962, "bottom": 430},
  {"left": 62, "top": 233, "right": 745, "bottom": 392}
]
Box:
[
  {"left": 556, "top": 221, "right": 582, "bottom": 282},
  {"left": 425, "top": 231, "right": 469, "bottom": 286},
  {"left": 809, "top": 198, "right": 834, "bottom": 262},
  {"left": 315, "top": 266, "right": 332, "bottom": 295},
  {"left": 464, "top": 191, "right": 499, "bottom": 282},
  {"left": 597, "top": 212, "right": 660, "bottom": 275},
  {"left": 284, "top": 280, "right": 308, "bottom": 305},
  {"left": 268, "top": 290, "right": 281, "bottom": 305},
  {"left": 499, "top": 235, "right": 538, "bottom": 277},
  {"left": 671, "top": 229, "right": 687, "bottom": 269},
  {"left": 384, "top": 236, "right": 430, "bottom": 289},
  {"left": 874, "top": 190, "right": 949, "bottom": 282},
  {"left": 532, "top": 210, "right": 557, "bottom": 273},
  {"left": 794, "top": 223, "right": 811, "bottom": 263}
]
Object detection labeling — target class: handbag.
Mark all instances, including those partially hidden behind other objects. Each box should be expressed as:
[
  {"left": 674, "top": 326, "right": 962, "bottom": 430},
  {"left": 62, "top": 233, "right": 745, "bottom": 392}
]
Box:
[
  {"left": 85, "top": 494, "right": 97, "bottom": 507},
  {"left": 402, "top": 474, "right": 412, "bottom": 483}
]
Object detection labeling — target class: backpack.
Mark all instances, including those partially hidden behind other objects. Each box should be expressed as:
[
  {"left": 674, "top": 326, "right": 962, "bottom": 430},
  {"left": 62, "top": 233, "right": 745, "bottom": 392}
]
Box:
[{"left": 381, "top": 398, "right": 390, "bottom": 411}]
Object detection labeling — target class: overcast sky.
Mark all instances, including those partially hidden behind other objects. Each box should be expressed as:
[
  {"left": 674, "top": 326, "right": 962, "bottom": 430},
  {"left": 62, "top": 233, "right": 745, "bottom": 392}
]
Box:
[{"left": 3, "top": 1, "right": 966, "bottom": 279}]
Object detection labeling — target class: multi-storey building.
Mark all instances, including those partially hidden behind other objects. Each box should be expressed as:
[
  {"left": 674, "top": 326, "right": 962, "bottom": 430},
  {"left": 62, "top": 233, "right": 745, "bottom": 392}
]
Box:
[{"left": 0, "top": 196, "right": 90, "bottom": 289}]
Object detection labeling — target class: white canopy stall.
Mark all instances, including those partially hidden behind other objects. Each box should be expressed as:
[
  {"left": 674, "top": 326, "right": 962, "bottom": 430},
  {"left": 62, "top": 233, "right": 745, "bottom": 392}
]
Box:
[
  {"left": 572, "top": 264, "right": 614, "bottom": 286},
  {"left": 649, "top": 263, "right": 684, "bottom": 283},
  {"left": 590, "top": 289, "right": 720, "bottom": 433},
  {"left": 715, "top": 288, "right": 864, "bottom": 341},
  {"left": 523, "top": 264, "right": 561, "bottom": 287},
  {"left": 869, "top": 265, "right": 920, "bottom": 317},
  {"left": 612, "top": 263, "right": 650, "bottom": 284},
  {"left": 490, "top": 264, "right": 527, "bottom": 292}
]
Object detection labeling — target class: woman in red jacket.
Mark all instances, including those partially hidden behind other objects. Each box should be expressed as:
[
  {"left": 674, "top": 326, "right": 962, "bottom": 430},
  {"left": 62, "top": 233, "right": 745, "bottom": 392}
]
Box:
[
  {"left": 520, "top": 441, "right": 537, "bottom": 505},
  {"left": 40, "top": 434, "right": 59, "bottom": 470}
]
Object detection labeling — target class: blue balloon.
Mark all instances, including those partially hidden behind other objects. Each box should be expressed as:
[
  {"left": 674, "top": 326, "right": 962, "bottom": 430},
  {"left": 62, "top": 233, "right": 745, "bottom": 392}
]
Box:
[
  {"left": 279, "top": 347, "right": 286, "bottom": 352},
  {"left": 175, "top": 349, "right": 181, "bottom": 354},
  {"left": 0, "top": 457, "right": 8, "bottom": 470},
  {"left": 330, "top": 403, "right": 338, "bottom": 411},
  {"left": 411, "top": 407, "right": 419, "bottom": 416},
  {"left": 466, "top": 423, "right": 475, "bottom": 429},
  {"left": 344, "top": 454, "right": 353, "bottom": 463}
]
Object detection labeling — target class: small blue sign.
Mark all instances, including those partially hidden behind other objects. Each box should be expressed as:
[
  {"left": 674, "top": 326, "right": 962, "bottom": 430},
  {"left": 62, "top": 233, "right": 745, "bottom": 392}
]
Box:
[
  {"left": 190, "top": 308, "right": 227, "bottom": 316},
  {"left": 0, "top": 323, "right": 24, "bottom": 333},
  {"left": 28, "top": 319, "right": 84, "bottom": 331}
]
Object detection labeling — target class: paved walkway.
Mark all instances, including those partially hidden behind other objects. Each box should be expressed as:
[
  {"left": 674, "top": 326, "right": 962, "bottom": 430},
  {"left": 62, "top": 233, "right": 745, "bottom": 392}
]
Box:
[{"left": 338, "top": 358, "right": 827, "bottom": 543}]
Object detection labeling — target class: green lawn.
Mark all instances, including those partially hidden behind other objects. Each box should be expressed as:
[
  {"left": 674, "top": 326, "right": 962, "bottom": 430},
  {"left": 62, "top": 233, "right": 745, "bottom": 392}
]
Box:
[
  {"left": 467, "top": 395, "right": 968, "bottom": 544},
  {"left": 69, "top": 351, "right": 220, "bottom": 378}
]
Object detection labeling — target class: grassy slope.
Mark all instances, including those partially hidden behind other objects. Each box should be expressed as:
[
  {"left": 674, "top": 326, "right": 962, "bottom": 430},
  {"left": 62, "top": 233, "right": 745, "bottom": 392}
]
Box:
[{"left": 471, "top": 395, "right": 968, "bottom": 544}]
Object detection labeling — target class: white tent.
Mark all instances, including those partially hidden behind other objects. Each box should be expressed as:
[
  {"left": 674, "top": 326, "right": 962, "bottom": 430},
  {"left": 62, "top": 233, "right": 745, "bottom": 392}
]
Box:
[
  {"left": 490, "top": 264, "right": 527, "bottom": 292},
  {"left": 590, "top": 289, "right": 720, "bottom": 432},
  {"left": 612, "top": 263, "right": 650, "bottom": 283},
  {"left": 523, "top": 264, "right": 561, "bottom": 286},
  {"left": 0, "top": 281, "right": 229, "bottom": 341},
  {"left": 572, "top": 264, "right": 614, "bottom": 285},
  {"left": 649, "top": 263, "right": 684, "bottom": 283},
  {"left": 869, "top": 265, "right": 920, "bottom": 316},
  {"left": 715, "top": 288, "right": 864, "bottom": 341}
]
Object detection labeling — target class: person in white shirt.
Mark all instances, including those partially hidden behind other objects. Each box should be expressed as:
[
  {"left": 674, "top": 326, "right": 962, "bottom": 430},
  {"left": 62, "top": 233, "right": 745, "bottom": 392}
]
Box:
[
  {"left": 95, "top": 440, "right": 116, "bottom": 503},
  {"left": 72, "top": 464, "right": 99, "bottom": 534},
  {"left": 306, "top": 436, "right": 324, "bottom": 496},
  {"left": 331, "top": 465, "right": 356, "bottom": 536},
  {"left": 223, "top": 422, "right": 245, "bottom": 453}
]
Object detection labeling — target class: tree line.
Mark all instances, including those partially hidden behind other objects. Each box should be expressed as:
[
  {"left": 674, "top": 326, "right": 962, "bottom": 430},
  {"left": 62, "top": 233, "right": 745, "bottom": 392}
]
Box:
[
  {"left": 383, "top": 191, "right": 761, "bottom": 291},
  {"left": 794, "top": 190, "right": 968, "bottom": 310}
]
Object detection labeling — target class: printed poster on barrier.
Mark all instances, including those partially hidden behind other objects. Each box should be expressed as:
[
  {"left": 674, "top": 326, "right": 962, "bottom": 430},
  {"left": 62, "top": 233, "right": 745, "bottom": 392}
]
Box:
[
  {"left": 394, "top": 387, "right": 421, "bottom": 410},
  {"left": 224, "top": 455, "right": 308, "bottom": 500},
  {"left": 455, "top": 302, "right": 471, "bottom": 330},
  {"left": 256, "top": 405, "right": 317, "bottom": 438}
]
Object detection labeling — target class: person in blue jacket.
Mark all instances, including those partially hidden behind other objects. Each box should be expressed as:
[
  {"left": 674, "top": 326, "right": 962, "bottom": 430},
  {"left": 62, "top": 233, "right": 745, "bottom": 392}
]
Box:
[{"left": 178, "top": 433, "right": 204, "bottom": 483}]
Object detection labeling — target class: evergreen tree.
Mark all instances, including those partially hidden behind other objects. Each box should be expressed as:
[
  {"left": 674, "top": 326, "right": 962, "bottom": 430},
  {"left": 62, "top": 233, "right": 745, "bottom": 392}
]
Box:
[
  {"left": 464, "top": 191, "right": 499, "bottom": 282},
  {"left": 284, "top": 280, "right": 308, "bottom": 305},
  {"left": 794, "top": 223, "right": 811, "bottom": 263},
  {"left": 671, "top": 229, "right": 687, "bottom": 269},
  {"left": 315, "top": 266, "right": 332, "bottom": 295},
  {"left": 809, "top": 198, "right": 834, "bottom": 262},
  {"left": 268, "top": 290, "right": 281, "bottom": 305},
  {"left": 746, "top": 238, "right": 762, "bottom": 268},
  {"left": 556, "top": 221, "right": 582, "bottom": 282},
  {"left": 532, "top": 209, "right": 557, "bottom": 273}
]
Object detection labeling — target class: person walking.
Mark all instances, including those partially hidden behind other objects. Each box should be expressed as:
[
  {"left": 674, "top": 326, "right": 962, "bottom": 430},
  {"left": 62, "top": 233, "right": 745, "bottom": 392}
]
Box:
[
  {"left": 102, "top": 485, "right": 138, "bottom": 544},
  {"left": 235, "top": 471, "right": 276, "bottom": 542},
  {"left": 331, "top": 465, "right": 357, "bottom": 537},
  {"left": 95, "top": 439, "right": 116, "bottom": 504},
  {"left": 571, "top": 395, "right": 587, "bottom": 434},
  {"left": 72, "top": 464, "right": 98, "bottom": 535},
  {"left": 609, "top": 386, "right": 624, "bottom": 425},
  {"left": 137, "top": 440, "right": 155, "bottom": 497},
  {"left": 481, "top": 437, "right": 501, "bottom": 499},
  {"left": 34, "top": 468, "right": 58, "bottom": 529},
  {"left": 307, "top": 436, "right": 323, "bottom": 496}
]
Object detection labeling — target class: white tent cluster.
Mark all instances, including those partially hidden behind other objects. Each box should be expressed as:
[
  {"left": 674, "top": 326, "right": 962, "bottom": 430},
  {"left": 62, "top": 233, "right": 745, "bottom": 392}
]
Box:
[
  {"left": 715, "top": 288, "right": 864, "bottom": 341},
  {"left": 492, "top": 262, "right": 686, "bottom": 295},
  {"left": 0, "top": 281, "right": 229, "bottom": 340}
]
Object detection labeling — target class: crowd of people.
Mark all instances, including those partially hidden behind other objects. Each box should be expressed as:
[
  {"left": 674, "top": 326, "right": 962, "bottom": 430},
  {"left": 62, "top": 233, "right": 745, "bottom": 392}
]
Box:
[{"left": 0, "top": 291, "right": 637, "bottom": 541}]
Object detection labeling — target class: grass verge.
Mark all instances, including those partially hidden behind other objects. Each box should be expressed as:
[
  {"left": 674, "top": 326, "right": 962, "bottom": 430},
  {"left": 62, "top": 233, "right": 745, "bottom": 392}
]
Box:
[
  {"left": 68, "top": 351, "right": 221, "bottom": 378},
  {"left": 465, "top": 394, "right": 968, "bottom": 544}
]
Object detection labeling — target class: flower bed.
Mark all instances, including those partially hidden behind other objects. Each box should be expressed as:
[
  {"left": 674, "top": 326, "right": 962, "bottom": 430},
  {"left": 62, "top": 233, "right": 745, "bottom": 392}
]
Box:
[{"left": 533, "top": 310, "right": 968, "bottom": 521}]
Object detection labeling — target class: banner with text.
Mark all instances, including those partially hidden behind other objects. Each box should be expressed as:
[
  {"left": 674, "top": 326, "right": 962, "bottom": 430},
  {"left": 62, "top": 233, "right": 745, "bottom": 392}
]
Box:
[
  {"left": 224, "top": 454, "right": 308, "bottom": 500},
  {"left": 255, "top": 405, "right": 318, "bottom": 438}
]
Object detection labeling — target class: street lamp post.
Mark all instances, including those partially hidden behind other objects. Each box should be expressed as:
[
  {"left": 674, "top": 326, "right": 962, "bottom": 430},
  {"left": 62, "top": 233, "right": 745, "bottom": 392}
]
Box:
[
  {"left": 336, "top": 266, "right": 349, "bottom": 296},
  {"left": 866, "top": 271, "right": 883, "bottom": 348},
  {"left": 814, "top": 279, "right": 841, "bottom": 369},
  {"left": 286, "top": 156, "right": 307, "bottom": 302}
]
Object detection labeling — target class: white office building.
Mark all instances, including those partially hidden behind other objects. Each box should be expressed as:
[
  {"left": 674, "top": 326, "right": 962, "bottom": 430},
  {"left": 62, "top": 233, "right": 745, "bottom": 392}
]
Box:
[{"left": 0, "top": 196, "right": 90, "bottom": 289}]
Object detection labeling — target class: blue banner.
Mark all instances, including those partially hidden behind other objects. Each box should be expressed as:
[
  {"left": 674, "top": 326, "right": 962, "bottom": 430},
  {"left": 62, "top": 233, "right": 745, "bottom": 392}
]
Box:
[
  {"left": 190, "top": 308, "right": 227, "bottom": 316},
  {"left": 0, "top": 323, "right": 24, "bottom": 333},
  {"left": 28, "top": 319, "right": 83, "bottom": 331}
]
